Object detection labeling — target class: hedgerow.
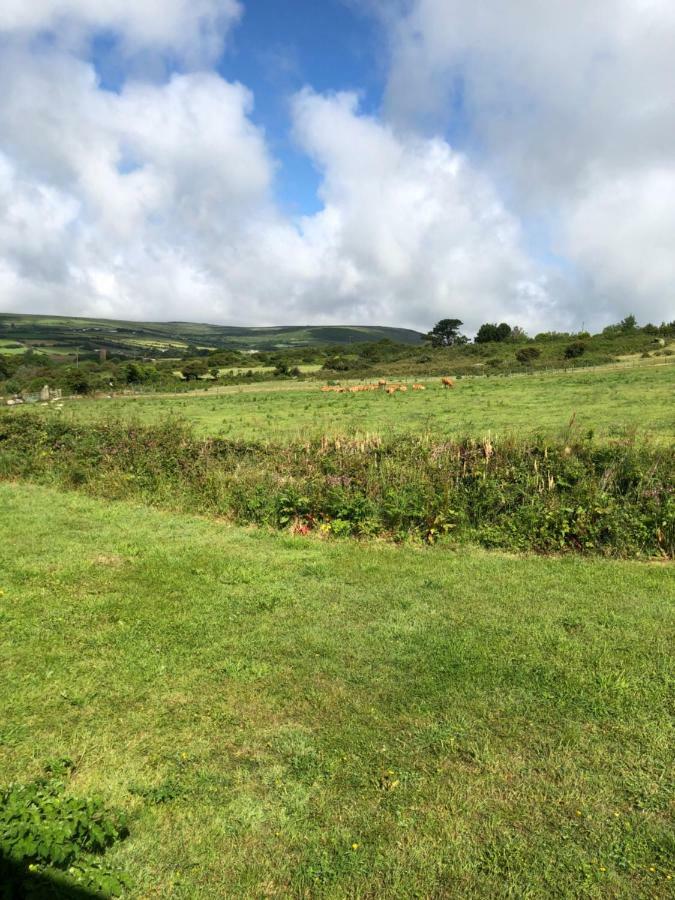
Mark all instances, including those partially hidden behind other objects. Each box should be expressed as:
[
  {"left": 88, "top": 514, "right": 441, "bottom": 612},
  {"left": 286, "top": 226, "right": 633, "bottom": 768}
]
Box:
[{"left": 0, "top": 414, "right": 672, "bottom": 557}]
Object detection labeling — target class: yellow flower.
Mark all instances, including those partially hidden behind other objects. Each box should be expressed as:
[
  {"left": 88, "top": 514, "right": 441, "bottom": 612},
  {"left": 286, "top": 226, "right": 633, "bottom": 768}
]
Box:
[
  {"left": 575, "top": 810, "right": 582, "bottom": 816},
  {"left": 351, "top": 843, "right": 359, "bottom": 850},
  {"left": 599, "top": 867, "right": 606, "bottom": 872}
]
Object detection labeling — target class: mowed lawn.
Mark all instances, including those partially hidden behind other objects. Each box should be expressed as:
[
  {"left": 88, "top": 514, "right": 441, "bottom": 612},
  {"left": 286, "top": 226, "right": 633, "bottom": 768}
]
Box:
[
  {"left": 43, "top": 364, "right": 675, "bottom": 441},
  {"left": 1, "top": 482, "right": 673, "bottom": 897}
]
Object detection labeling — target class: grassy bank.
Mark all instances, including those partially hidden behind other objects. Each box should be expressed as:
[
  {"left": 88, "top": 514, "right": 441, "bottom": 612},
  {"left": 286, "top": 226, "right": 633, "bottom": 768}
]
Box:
[
  {"left": 0, "top": 482, "right": 673, "bottom": 897},
  {"left": 1, "top": 414, "right": 672, "bottom": 557},
  {"left": 0, "top": 414, "right": 675, "bottom": 556}
]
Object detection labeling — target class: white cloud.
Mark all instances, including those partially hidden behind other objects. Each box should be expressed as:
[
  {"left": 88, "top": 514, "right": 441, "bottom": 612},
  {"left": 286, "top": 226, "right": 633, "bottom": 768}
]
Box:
[
  {"left": 0, "top": 0, "right": 242, "bottom": 65},
  {"left": 564, "top": 166, "right": 675, "bottom": 321},
  {"left": 0, "top": 48, "right": 279, "bottom": 321},
  {"left": 0, "top": 36, "right": 559, "bottom": 332},
  {"left": 291, "top": 90, "right": 554, "bottom": 330},
  {"left": 383, "top": 0, "right": 675, "bottom": 325},
  {"left": 1, "top": 0, "right": 671, "bottom": 332}
]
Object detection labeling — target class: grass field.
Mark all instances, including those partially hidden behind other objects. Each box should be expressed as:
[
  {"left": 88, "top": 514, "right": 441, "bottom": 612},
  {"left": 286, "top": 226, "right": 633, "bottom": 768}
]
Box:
[
  {"left": 0, "top": 482, "right": 673, "bottom": 897},
  {"left": 41, "top": 364, "right": 675, "bottom": 441}
]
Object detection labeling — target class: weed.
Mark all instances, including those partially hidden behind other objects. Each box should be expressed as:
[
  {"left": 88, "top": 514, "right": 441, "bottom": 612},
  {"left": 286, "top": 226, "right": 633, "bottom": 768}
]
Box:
[{"left": 0, "top": 762, "right": 129, "bottom": 896}]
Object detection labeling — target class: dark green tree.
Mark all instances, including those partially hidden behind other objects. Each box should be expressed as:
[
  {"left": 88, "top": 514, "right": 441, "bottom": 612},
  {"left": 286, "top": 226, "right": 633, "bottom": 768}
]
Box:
[
  {"left": 125, "top": 363, "right": 142, "bottom": 384},
  {"left": 181, "top": 359, "right": 209, "bottom": 381},
  {"left": 423, "top": 319, "right": 467, "bottom": 347},
  {"left": 475, "top": 322, "right": 512, "bottom": 343}
]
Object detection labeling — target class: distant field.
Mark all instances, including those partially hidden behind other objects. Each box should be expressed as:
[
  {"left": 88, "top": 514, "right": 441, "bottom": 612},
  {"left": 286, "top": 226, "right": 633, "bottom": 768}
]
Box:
[
  {"left": 1, "top": 482, "right": 672, "bottom": 897},
  {"left": 39, "top": 364, "right": 675, "bottom": 441}
]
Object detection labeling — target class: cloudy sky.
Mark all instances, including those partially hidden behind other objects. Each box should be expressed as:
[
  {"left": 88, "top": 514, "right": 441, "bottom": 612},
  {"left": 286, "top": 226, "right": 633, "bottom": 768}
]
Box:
[{"left": 0, "top": 0, "right": 673, "bottom": 333}]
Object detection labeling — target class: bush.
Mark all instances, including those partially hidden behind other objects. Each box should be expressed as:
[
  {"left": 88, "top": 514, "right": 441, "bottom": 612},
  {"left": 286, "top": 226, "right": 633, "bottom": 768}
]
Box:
[
  {"left": 515, "top": 347, "right": 541, "bottom": 364},
  {"left": 322, "top": 357, "right": 351, "bottom": 372},
  {"left": 564, "top": 341, "right": 586, "bottom": 359}
]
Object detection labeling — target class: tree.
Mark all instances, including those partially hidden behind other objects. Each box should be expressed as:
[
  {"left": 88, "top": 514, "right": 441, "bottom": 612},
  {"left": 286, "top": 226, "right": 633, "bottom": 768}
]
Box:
[
  {"left": 125, "top": 363, "right": 142, "bottom": 384},
  {"left": 619, "top": 314, "right": 637, "bottom": 332},
  {"left": 423, "top": 319, "right": 467, "bottom": 347},
  {"left": 181, "top": 359, "right": 208, "bottom": 381},
  {"left": 475, "top": 322, "right": 512, "bottom": 343},
  {"left": 65, "top": 371, "right": 92, "bottom": 394},
  {"left": 496, "top": 322, "right": 512, "bottom": 342}
]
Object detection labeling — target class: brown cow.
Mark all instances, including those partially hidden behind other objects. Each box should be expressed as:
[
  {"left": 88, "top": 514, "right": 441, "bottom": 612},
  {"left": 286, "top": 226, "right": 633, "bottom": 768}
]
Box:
[{"left": 441, "top": 377, "right": 455, "bottom": 389}]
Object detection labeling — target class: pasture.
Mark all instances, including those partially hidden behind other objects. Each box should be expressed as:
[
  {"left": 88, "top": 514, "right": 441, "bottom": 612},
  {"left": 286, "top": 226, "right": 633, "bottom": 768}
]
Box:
[
  {"left": 1, "top": 482, "right": 673, "bottom": 897},
  {"left": 42, "top": 364, "right": 675, "bottom": 441}
]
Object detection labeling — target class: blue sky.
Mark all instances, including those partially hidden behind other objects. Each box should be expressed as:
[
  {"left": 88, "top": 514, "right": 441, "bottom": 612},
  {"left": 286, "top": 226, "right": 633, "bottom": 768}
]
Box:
[
  {"left": 218, "top": 0, "right": 383, "bottom": 215},
  {"left": 91, "top": 1, "right": 386, "bottom": 216},
  {"left": 0, "top": 0, "right": 672, "bottom": 330}
]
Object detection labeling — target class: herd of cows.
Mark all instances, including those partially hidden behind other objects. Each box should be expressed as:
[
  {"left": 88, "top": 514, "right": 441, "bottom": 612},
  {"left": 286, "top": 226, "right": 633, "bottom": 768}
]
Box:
[{"left": 321, "top": 377, "right": 455, "bottom": 395}]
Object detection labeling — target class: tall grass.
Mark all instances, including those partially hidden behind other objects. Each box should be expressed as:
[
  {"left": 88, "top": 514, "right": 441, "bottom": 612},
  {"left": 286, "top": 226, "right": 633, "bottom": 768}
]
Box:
[{"left": 1, "top": 414, "right": 672, "bottom": 556}]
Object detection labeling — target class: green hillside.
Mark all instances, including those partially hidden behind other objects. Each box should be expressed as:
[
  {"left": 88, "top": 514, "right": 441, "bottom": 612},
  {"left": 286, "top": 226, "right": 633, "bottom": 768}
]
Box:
[{"left": 0, "top": 313, "right": 423, "bottom": 357}]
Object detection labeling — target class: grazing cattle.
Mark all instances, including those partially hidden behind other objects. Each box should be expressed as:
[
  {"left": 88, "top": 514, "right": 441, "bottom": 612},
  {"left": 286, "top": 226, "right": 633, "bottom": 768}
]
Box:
[
  {"left": 398, "top": 385, "right": 408, "bottom": 392},
  {"left": 378, "top": 379, "right": 387, "bottom": 387},
  {"left": 441, "top": 377, "right": 455, "bottom": 389},
  {"left": 385, "top": 386, "right": 397, "bottom": 395},
  {"left": 412, "top": 384, "right": 425, "bottom": 391}
]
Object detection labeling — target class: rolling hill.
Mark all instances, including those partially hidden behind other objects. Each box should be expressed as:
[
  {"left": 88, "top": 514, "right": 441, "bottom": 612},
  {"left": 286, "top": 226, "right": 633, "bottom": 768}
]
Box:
[{"left": 0, "top": 313, "right": 424, "bottom": 356}]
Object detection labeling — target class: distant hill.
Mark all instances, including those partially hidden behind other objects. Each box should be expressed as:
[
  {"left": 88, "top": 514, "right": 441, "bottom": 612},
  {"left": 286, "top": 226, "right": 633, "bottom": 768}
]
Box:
[{"left": 0, "top": 314, "right": 424, "bottom": 356}]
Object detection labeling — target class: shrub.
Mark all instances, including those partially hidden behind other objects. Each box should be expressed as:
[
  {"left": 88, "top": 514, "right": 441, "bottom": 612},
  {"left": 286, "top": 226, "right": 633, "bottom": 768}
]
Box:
[
  {"left": 515, "top": 347, "right": 541, "bottom": 364},
  {"left": 564, "top": 341, "right": 586, "bottom": 359}
]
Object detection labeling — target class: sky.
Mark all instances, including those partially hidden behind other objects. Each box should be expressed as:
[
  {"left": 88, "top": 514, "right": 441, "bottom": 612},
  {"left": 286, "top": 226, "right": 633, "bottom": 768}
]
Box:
[{"left": 0, "top": 0, "right": 673, "bottom": 334}]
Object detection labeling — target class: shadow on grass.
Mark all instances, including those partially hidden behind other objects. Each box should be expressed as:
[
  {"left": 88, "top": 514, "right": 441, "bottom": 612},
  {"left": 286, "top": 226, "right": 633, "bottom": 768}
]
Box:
[{"left": 0, "top": 853, "right": 103, "bottom": 899}]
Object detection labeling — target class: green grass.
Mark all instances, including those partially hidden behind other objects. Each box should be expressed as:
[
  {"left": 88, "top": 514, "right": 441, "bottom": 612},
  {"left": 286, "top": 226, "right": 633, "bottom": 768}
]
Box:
[
  {"left": 37, "top": 364, "right": 675, "bottom": 441},
  {"left": 1, "top": 482, "right": 673, "bottom": 897}
]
